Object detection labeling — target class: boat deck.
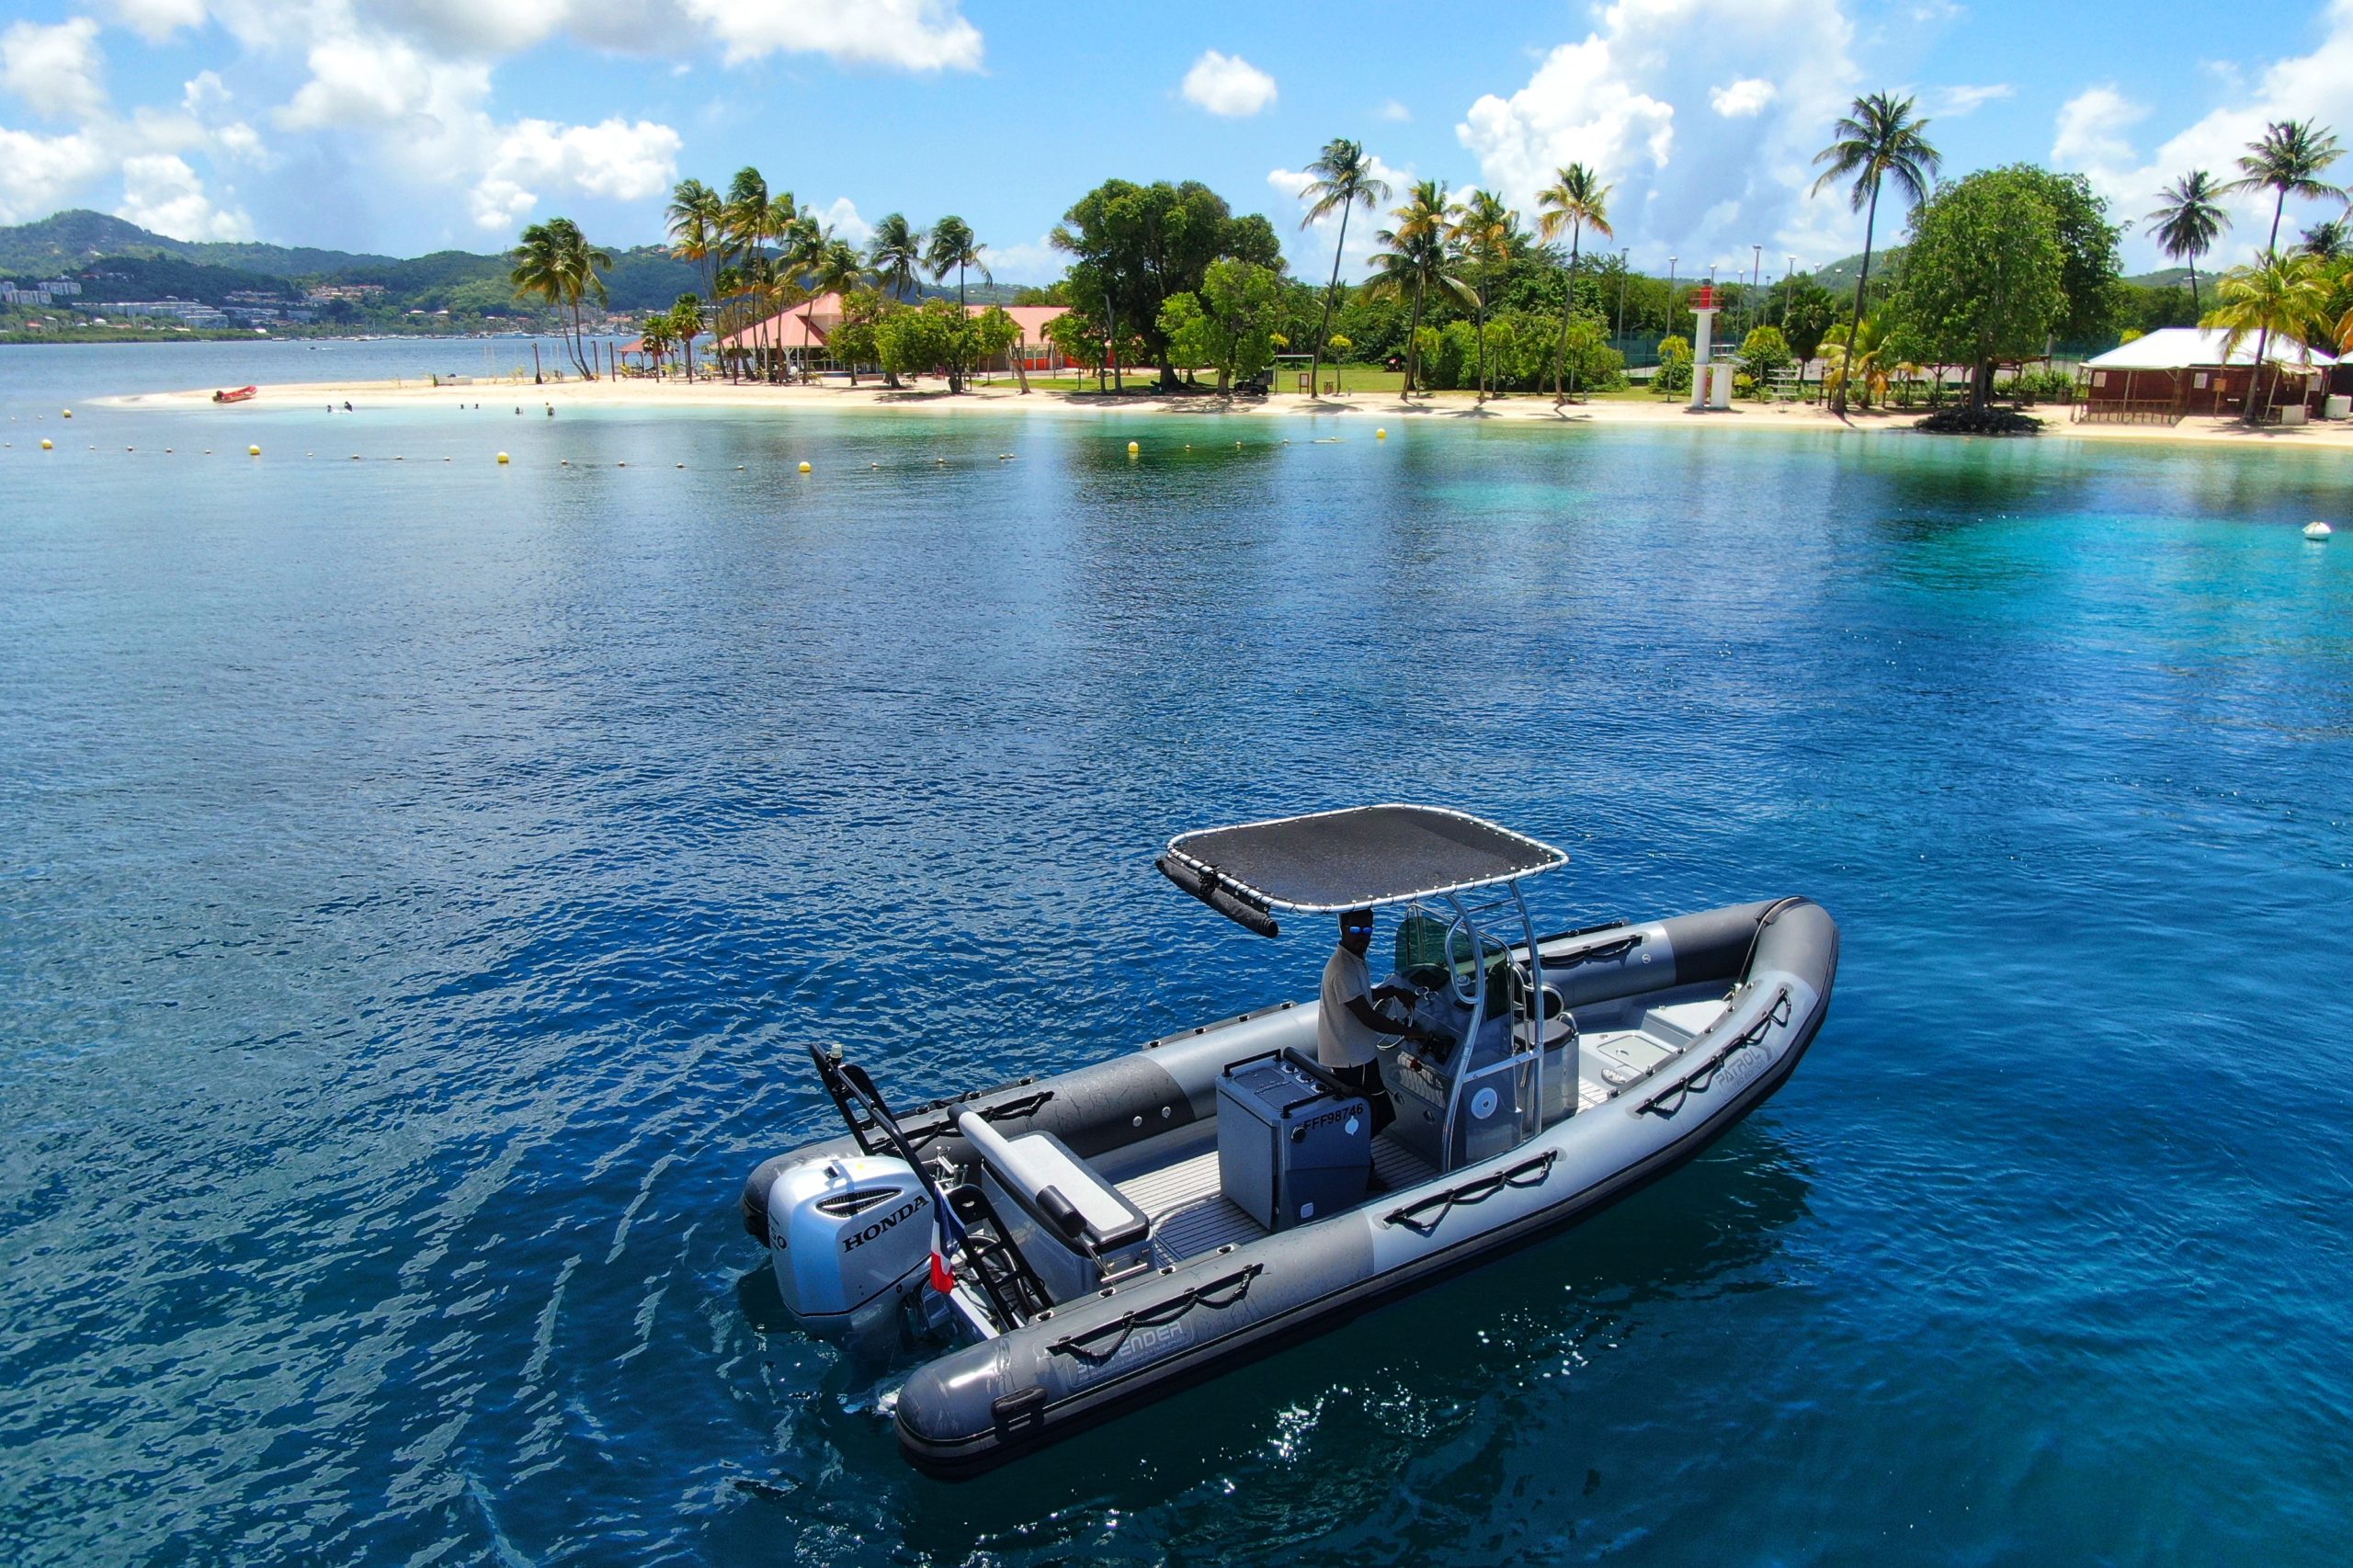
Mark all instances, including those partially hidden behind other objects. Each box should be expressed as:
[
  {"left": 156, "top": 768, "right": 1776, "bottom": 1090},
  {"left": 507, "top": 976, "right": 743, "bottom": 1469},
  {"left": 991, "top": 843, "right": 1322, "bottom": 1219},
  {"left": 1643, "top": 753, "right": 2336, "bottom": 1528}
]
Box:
[{"left": 1117, "top": 1137, "right": 1441, "bottom": 1268}]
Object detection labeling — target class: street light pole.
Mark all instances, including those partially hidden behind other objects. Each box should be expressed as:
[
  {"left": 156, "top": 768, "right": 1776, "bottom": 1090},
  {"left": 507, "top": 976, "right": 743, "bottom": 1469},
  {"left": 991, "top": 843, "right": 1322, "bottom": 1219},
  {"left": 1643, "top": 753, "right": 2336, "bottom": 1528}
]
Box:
[
  {"left": 1667, "top": 256, "right": 1678, "bottom": 335},
  {"left": 1615, "top": 248, "right": 1630, "bottom": 345}
]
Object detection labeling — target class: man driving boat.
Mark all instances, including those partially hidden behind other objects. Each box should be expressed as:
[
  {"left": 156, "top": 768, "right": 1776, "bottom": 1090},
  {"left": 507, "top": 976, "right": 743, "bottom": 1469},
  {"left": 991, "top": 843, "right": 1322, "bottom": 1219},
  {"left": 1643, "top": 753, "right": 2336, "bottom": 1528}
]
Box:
[{"left": 1319, "top": 908, "right": 1441, "bottom": 1136}]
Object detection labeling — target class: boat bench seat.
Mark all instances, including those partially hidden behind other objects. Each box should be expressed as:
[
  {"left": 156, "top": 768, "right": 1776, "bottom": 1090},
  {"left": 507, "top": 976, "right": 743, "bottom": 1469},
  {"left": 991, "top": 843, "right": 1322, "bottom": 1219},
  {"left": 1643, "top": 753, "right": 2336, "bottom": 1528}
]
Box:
[{"left": 956, "top": 1112, "right": 1151, "bottom": 1255}]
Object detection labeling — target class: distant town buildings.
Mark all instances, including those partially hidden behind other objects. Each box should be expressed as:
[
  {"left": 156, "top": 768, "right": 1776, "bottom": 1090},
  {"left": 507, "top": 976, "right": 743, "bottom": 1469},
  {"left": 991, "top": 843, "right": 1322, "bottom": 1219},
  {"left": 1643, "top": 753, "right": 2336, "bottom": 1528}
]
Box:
[{"left": 303, "top": 283, "right": 385, "bottom": 302}]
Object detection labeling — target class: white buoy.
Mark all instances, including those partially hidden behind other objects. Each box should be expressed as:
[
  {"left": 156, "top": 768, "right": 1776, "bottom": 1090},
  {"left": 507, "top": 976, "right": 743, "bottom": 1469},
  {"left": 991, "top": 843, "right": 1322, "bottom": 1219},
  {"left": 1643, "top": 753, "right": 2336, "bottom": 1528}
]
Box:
[{"left": 2305, "top": 520, "right": 2334, "bottom": 540}]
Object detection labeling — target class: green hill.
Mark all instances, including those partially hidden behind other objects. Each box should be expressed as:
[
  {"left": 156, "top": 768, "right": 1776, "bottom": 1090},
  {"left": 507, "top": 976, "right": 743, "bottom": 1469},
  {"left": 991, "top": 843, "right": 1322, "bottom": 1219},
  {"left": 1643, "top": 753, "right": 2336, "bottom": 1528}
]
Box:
[{"left": 0, "top": 209, "right": 399, "bottom": 278}]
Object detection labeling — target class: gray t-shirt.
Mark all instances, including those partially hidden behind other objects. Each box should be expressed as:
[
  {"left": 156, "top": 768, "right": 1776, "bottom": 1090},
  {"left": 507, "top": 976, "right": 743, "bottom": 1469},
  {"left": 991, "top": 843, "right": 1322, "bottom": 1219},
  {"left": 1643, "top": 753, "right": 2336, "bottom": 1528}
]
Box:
[{"left": 1318, "top": 946, "right": 1385, "bottom": 1068}]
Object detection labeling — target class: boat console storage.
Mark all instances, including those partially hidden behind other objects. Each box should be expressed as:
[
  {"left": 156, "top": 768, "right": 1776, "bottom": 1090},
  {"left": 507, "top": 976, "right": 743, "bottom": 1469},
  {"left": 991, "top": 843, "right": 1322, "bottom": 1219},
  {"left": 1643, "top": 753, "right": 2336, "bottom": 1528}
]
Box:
[{"left": 741, "top": 804, "right": 1840, "bottom": 1476}]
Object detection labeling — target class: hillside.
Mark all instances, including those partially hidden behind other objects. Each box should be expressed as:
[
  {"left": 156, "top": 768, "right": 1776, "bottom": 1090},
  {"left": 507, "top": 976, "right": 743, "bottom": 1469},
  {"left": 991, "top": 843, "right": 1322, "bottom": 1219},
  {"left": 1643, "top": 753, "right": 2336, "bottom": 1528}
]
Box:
[{"left": 0, "top": 210, "right": 400, "bottom": 278}]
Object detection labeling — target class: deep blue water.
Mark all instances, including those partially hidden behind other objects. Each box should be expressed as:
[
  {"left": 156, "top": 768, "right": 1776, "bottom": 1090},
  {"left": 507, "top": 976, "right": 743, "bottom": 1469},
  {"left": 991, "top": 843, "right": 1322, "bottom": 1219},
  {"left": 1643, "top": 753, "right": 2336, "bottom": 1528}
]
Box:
[{"left": 5, "top": 346, "right": 2351, "bottom": 1565}]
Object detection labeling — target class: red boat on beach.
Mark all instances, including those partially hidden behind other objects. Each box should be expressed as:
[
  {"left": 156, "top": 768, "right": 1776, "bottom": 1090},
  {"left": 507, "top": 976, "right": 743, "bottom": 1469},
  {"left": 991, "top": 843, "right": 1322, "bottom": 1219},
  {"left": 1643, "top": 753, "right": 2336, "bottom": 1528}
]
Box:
[{"left": 211, "top": 386, "right": 257, "bottom": 403}]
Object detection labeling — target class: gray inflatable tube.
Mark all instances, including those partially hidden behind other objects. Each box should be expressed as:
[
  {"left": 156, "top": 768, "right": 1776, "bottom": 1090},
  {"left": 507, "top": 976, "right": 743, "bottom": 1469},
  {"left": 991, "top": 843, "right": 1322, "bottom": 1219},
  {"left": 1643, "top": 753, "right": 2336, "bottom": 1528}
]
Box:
[{"left": 745, "top": 898, "right": 1839, "bottom": 1478}]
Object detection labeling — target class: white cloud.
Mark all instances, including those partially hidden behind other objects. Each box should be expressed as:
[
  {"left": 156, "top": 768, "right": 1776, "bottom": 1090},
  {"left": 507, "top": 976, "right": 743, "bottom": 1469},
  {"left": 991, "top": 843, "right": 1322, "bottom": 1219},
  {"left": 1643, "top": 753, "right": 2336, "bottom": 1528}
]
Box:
[
  {"left": 1378, "top": 98, "right": 1411, "bottom": 123},
  {"left": 117, "top": 151, "right": 252, "bottom": 239},
  {"left": 2, "top": 18, "right": 108, "bottom": 122},
  {"left": 472, "top": 116, "right": 679, "bottom": 227},
  {"left": 986, "top": 233, "right": 1061, "bottom": 284},
  {"left": 2052, "top": 85, "right": 2145, "bottom": 176},
  {"left": 0, "top": 125, "right": 111, "bottom": 224},
  {"left": 2051, "top": 1, "right": 2353, "bottom": 266},
  {"left": 677, "top": 0, "right": 982, "bottom": 70},
  {"left": 102, "top": 0, "right": 208, "bottom": 44},
  {"left": 1456, "top": 0, "right": 1863, "bottom": 271},
  {"left": 1267, "top": 154, "right": 1414, "bottom": 280},
  {"left": 815, "top": 195, "right": 871, "bottom": 244},
  {"left": 1933, "top": 82, "right": 2013, "bottom": 118},
  {"left": 1709, "top": 78, "right": 1775, "bottom": 119},
  {"left": 278, "top": 32, "right": 492, "bottom": 133},
  {"left": 1181, "top": 50, "right": 1277, "bottom": 118}
]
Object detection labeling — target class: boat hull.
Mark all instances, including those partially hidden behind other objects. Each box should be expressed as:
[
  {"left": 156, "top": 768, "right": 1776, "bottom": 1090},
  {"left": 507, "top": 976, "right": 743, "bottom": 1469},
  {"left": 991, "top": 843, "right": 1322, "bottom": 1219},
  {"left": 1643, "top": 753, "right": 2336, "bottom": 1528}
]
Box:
[{"left": 744, "top": 898, "right": 1839, "bottom": 1477}]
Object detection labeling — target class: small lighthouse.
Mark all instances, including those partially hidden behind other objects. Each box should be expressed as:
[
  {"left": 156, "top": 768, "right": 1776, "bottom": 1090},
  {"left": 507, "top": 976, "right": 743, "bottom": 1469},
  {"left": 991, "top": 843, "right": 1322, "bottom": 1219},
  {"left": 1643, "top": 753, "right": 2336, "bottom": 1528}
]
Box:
[{"left": 1688, "top": 283, "right": 1730, "bottom": 411}]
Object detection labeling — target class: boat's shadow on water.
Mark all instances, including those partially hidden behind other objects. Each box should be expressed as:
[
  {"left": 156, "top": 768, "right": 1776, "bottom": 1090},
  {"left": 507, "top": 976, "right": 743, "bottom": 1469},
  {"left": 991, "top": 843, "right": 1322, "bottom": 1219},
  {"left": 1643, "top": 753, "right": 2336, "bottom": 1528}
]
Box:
[{"left": 727, "top": 1121, "right": 1813, "bottom": 1552}]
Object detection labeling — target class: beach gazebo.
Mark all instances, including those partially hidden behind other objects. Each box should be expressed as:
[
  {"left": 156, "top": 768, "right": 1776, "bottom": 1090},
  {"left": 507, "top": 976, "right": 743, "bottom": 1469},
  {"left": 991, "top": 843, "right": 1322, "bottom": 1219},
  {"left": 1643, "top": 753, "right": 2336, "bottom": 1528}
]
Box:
[{"left": 2078, "top": 328, "right": 2335, "bottom": 424}]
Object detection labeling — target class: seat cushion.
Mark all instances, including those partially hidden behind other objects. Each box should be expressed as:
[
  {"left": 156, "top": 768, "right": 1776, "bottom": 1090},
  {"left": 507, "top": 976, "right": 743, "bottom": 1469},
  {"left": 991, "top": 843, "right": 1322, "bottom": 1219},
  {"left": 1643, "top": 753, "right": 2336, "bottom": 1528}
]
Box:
[{"left": 957, "top": 1113, "right": 1150, "bottom": 1253}]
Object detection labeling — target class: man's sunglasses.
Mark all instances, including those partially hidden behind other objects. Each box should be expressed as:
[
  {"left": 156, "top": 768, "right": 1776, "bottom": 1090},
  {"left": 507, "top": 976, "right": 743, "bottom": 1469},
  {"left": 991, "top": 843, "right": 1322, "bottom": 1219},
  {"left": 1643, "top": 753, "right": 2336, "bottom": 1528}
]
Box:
[{"left": 1343, "top": 923, "right": 1373, "bottom": 936}]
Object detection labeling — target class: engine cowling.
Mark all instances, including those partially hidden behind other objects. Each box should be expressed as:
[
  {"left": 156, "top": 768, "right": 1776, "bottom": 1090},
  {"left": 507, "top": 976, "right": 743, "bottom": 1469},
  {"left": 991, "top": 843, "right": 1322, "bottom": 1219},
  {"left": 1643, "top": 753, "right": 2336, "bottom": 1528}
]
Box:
[{"left": 767, "top": 1155, "right": 933, "bottom": 1337}]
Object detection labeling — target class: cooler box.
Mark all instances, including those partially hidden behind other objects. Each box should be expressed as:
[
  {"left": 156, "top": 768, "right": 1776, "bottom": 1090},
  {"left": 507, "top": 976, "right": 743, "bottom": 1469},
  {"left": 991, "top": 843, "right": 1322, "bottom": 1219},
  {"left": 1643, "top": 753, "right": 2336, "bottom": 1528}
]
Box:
[{"left": 1216, "top": 1051, "right": 1370, "bottom": 1230}]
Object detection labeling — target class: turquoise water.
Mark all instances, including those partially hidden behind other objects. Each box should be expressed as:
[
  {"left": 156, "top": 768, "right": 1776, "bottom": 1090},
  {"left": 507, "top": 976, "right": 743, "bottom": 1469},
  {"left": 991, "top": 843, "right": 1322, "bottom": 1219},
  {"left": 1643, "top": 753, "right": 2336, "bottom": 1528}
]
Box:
[{"left": 5, "top": 345, "right": 2351, "bottom": 1565}]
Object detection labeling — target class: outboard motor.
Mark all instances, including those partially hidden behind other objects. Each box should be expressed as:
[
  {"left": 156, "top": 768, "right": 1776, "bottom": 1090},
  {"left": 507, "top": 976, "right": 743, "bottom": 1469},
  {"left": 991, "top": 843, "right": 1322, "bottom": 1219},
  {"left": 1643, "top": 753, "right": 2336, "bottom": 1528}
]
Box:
[{"left": 767, "top": 1154, "right": 934, "bottom": 1342}]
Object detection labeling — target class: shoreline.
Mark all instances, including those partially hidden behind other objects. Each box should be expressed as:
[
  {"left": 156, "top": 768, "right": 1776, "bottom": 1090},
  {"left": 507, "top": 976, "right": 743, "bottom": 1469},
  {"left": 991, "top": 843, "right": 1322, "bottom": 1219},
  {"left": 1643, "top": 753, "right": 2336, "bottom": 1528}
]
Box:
[{"left": 95, "top": 376, "right": 2353, "bottom": 450}]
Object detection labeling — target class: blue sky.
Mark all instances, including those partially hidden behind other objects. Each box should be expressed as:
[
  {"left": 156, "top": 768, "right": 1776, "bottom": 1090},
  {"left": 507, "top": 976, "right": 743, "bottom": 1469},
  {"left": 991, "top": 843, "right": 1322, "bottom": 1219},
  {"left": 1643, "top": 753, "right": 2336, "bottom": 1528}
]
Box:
[{"left": 5, "top": 0, "right": 2352, "bottom": 279}]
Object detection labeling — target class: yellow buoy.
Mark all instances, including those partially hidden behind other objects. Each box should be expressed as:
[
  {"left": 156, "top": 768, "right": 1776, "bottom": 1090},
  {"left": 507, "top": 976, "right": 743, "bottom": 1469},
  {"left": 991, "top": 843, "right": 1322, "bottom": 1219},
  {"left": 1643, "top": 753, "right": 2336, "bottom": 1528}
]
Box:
[
  {"left": 1377, "top": 428, "right": 1388, "bottom": 438},
  {"left": 40, "top": 439, "right": 52, "bottom": 449},
  {"left": 248, "top": 445, "right": 261, "bottom": 456},
  {"left": 62, "top": 409, "right": 72, "bottom": 418},
  {"left": 496, "top": 451, "right": 510, "bottom": 464},
  {"left": 799, "top": 460, "right": 813, "bottom": 473},
  {"left": 1126, "top": 440, "right": 1140, "bottom": 455}
]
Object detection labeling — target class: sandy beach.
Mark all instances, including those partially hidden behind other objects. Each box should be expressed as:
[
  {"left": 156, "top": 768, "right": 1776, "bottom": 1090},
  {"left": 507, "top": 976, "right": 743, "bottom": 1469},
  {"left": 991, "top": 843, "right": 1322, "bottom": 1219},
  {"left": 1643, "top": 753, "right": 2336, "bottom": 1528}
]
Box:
[{"left": 98, "top": 374, "right": 2353, "bottom": 451}]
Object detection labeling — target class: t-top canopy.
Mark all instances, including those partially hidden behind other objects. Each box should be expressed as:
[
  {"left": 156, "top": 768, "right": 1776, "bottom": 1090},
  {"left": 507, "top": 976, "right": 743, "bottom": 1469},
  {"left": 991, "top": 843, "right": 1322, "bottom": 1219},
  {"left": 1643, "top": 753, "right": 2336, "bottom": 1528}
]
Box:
[{"left": 1159, "top": 805, "right": 1567, "bottom": 935}]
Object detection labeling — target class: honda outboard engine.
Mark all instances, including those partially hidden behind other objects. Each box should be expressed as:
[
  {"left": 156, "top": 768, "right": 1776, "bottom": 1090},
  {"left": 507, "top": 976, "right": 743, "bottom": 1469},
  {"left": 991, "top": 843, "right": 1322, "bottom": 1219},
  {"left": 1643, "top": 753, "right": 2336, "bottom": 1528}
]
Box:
[{"left": 767, "top": 1154, "right": 934, "bottom": 1342}]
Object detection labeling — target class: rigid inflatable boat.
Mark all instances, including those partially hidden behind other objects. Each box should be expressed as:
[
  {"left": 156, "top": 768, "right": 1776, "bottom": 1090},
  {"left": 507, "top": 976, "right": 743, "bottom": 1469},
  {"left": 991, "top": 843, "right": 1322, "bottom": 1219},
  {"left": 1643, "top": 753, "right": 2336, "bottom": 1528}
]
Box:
[{"left": 741, "top": 805, "right": 1839, "bottom": 1477}]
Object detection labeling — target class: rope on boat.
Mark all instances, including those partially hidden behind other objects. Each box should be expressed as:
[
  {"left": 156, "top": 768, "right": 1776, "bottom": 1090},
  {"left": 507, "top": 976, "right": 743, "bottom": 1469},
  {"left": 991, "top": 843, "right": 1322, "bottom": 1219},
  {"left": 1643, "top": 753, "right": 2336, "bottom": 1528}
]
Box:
[
  {"left": 1044, "top": 1263, "right": 1265, "bottom": 1364},
  {"left": 1546, "top": 933, "right": 1643, "bottom": 969},
  {"left": 1634, "top": 987, "right": 1792, "bottom": 1119},
  {"left": 1382, "top": 1148, "right": 1561, "bottom": 1236}
]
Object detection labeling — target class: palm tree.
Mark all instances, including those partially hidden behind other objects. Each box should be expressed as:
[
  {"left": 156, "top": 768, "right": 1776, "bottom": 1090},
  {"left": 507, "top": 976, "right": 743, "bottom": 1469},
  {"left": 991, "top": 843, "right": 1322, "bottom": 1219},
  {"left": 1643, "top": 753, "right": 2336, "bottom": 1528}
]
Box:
[
  {"left": 637, "top": 316, "right": 672, "bottom": 378},
  {"left": 1298, "top": 138, "right": 1392, "bottom": 399},
  {"left": 665, "top": 178, "right": 724, "bottom": 309},
  {"left": 2148, "top": 171, "right": 2231, "bottom": 314},
  {"left": 1535, "top": 162, "right": 1614, "bottom": 403},
  {"left": 869, "top": 213, "right": 926, "bottom": 301},
  {"left": 554, "top": 220, "right": 613, "bottom": 380},
  {"left": 1816, "top": 316, "right": 1889, "bottom": 411},
  {"left": 813, "top": 237, "right": 869, "bottom": 301},
  {"left": 2204, "top": 250, "right": 2329, "bottom": 424},
  {"left": 1811, "top": 91, "right": 1940, "bottom": 414},
  {"left": 1448, "top": 188, "right": 1517, "bottom": 403},
  {"left": 668, "top": 293, "right": 701, "bottom": 381},
  {"left": 925, "top": 216, "right": 990, "bottom": 312},
  {"left": 508, "top": 222, "right": 567, "bottom": 373},
  {"left": 2302, "top": 218, "right": 2348, "bottom": 261},
  {"left": 1364, "top": 179, "right": 1452, "bottom": 397},
  {"left": 2224, "top": 119, "right": 2347, "bottom": 256}
]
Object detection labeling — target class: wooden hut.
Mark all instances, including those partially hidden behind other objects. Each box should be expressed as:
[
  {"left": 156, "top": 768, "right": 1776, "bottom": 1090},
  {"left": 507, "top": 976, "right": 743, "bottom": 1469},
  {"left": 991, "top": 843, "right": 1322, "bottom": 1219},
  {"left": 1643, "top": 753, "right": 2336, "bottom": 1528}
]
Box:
[{"left": 2078, "top": 328, "right": 2335, "bottom": 424}]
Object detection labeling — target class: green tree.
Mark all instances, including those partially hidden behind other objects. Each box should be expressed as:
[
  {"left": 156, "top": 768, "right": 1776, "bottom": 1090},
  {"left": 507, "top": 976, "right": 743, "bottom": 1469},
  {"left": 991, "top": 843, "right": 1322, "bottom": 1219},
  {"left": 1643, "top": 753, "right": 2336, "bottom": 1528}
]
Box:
[
  {"left": 1886, "top": 167, "right": 2067, "bottom": 409},
  {"left": 926, "top": 216, "right": 990, "bottom": 309},
  {"left": 665, "top": 178, "right": 725, "bottom": 310},
  {"left": 868, "top": 213, "right": 926, "bottom": 301},
  {"left": 1818, "top": 316, "right": 1891, "bottom": 409},
  {"left": 1297, "top": 137, "right": 1391, "bottom": 399},
  {"left": 668, "top": 292, "right": 701, "bottom": 381},
  {"left": 1447, "top": 188, "right": 1518, "bottom": 402},
  {"left": 1535, "top": 162, "right": 1613, "bottom": 401},
  {"left": 1051, "top": 179, "right": 1284, "bottom": 388},
  {"left": 1737, "top": 324, "right": 1793, "bottom": 394},
  {"left": 1778, "top": 275, "right": 1839, "bottom": 360},
  {"left": 972, "top": 303, "right": 1026, "bottom": 392},
  {"left": 2202, "top": 251, "right": 2330, "bottom": 423},
  {"left": 1156, "top": 257, "right": 1286, "bottom": 392},
  {"left": 874, "top": 297, "right": 961, "bottom": 389},
  {"left": 1812, "top": 91, "right": 1941, "bottom": 413},
  {"left": 812, "top": 237, "right": 870, "bottom": 300},
  {"left": 637, "top": 315, "right": 673, "bottom": 377},
  {"left": 2148, "top": 171, "right": 2231, "bottom": 314},
  {"left": 2302, "top": 218, "right": 2347, "bottom": 261},
  {"left": 509, "top": 217, "right": 609, "bottom": 378},
  {"left": 827, "top": 289, "right": 896, "bottom": 386},
  {"left": 2224, "top": 119, "right": 2346, "bottom": 256},
  {"left": 2001, "top": 165, "right": 2124, "bottom": 344},
  {"left": 1362, "top": 179, "right": 1453, "bottom": 395}
]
